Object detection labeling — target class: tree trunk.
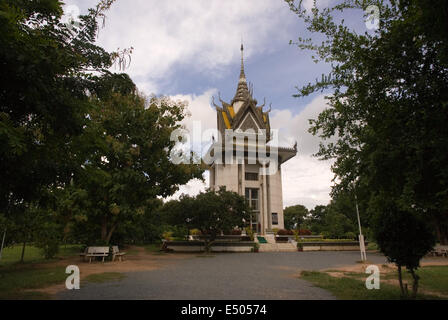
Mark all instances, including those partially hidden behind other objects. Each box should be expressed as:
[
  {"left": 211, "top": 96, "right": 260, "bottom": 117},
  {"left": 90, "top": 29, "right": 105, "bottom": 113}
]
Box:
[
  {"left": 101, "top": 218, "right": 108, "bottom": 243},
  {"left": 20, "top": 240, "right": 26, "bottom": 263},
  {"left": 105, "top": 223, "right": 117, "bottom": 244},
  {"left": 397, "top": 265, "right": 406, "bottom": 298},
  {"left": 409, "top": 268, "right": 419, "bottom": 299},
  {"left": 433, "top": 213, "right": 448, "bottom": 245}
]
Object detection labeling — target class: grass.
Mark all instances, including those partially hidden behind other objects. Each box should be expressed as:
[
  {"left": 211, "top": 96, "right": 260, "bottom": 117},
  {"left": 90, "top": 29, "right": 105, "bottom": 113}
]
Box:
[
  {"left": 85, "top": 272, "right": 126, "bottom": 284},
  {"left": 383, "top": 265, "right": 448, "bottom": 295},
  {"left": 0, "top": 244, "right": 82, "bottom": 299},
  {"left": 0, "top": 266, "right": 67, "bottom": 300},
  {"left": 144, "top": 243, "right": 166, "bottom": 255},
  {"left": 300, "top": 268, "right": 445, "bottom": 300},
  {"left": 0, "top": 244, "right": 82, "bottom": 266}
]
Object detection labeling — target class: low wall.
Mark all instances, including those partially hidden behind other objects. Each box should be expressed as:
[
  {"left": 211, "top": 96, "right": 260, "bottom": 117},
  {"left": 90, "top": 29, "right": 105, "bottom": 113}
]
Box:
[
  {"left": 301, "top": 241, "right": 367, "bottom": 251},
  {"left": 165, "top": 241, "right": 256, "bottom": 253}
]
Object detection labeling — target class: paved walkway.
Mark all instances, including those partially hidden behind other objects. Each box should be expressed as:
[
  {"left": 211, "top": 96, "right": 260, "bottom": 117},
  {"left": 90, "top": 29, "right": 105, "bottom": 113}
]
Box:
[{"left": 58, "top": 251, "right": 387, "bottom": 300}]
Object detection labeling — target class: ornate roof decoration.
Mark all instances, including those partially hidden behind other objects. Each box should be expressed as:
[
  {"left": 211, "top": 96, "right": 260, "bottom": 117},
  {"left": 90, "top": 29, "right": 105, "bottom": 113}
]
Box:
[
  {"left": 213, "top": 44, "right": 273, "bottom": 140},
  {"left": 231, "top": 44, "right": 250, "bottom": 105}
]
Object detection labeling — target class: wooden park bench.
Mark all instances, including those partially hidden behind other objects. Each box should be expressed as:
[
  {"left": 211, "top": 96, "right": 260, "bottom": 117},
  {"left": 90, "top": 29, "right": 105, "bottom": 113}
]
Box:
[
  {"left": 428, "top": 248, "right": 448, "bottom": 257},
  {"left": 112, "top": 246, "right": 126, "bottom": 262},
  {"left": 79, "top": 246, "right": 110, "bottom": 263}
]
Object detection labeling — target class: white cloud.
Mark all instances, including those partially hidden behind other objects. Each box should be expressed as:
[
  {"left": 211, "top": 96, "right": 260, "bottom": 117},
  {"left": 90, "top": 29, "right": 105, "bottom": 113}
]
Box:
[
  {"left": 282, "top": 155, "right": 333, "bottom": 209},
  {"left": 166, "top": 173, "right": 209, "bottom": 202},
  {"left": 302, "top": 0, "right": 333, "bottom": 11},
  {"left": 92, "top": 0, "right": 296, "bottom": 95},
  {"left": 270, "top": 94, "right": 334, "bottom": 209},
  {"left": 270, "top": 94, "right": 330, "bottom": 156}
]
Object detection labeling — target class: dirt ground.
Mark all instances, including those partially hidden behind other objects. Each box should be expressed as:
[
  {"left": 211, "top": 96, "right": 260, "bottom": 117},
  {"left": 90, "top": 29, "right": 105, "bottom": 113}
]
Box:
[
  {"left": 28, "top": 246, "right": 194, "bottom": 296},
  {"left": 324, "top": 256, "right": 448, "bottom": 274},
  {"left": 322, "top": 256, "right": 448, "bottom": 298}
]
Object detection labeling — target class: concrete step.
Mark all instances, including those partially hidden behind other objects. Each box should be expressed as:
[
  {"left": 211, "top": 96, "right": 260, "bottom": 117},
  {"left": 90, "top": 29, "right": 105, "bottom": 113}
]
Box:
[
  {"left": 259, "top": 242, "right": 297, "bottom": 252},
  {"left": 259, "top": 243, "right": 278, "bottom": 252},
  {"left": 264, "top": 234, "right": 276, "bottom": 244},
  {"left": 276, "top": 243, "right": 297, "bottom": 252}
]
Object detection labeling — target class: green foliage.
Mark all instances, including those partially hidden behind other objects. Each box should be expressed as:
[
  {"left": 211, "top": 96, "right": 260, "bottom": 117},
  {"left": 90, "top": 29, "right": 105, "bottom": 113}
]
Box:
[
  {"left": 283, "top": 204, "right": 308, "bottom": 230},
  {"left": 307, "top": 202, "right": 357, "bottom": 239},
  {"left": 287, "top": 0, "right": 448, "bottom": 240},
  {"left": 0, "top": 266, "right": 67, "bottom": 300},
  {"left": 288, "top": 0, "right": 447, "bottom": 297},
  {"left": 163, "top": 188, "right": 251, "bottom": 251},
  {"left": 34, "top": 223, "right": 61, "bottom": 259},
  {"left": 245, "top": 227, "right": 255, "bottom": 241},
  {"left": 300, "top": 271, "right": 439, "bottom": 300},
  {"left": 0, "top": 0, "right": 117, "bottom": 214},
  {"left": 60, "top": 91, "right": 203, "bottom": 244},
  {"left": 162, "top": 231, "right": 174, "bottom": 241},
  {"left": 371, "top": 196, "right": 435, "bottom": 297}
]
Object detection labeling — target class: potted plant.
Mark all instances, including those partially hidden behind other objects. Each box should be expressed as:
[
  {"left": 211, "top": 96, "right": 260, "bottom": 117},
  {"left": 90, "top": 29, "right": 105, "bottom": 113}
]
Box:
[{"left": 253, "top": 242, "right": 260, "bottom": 253}]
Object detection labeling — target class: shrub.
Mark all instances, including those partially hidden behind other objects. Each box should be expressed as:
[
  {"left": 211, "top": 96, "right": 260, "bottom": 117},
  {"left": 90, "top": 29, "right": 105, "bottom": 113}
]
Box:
[
  {"left": 298, "top": 229, "right": 312, "bottom": 235},
  {"left": 245, "top": 227, "right": 254, "bottom": 241},
  {"left": 371, "top": 198, "right": 436, "bottom": 298},
  {"left": 344, "top": 231, "right": 357, "bottom": 240},
  {"left": 230, "top": 229, "right": 242, "bottom": 235},
  {"left": 277, "top": 229, "right": 293, "bottom": 235},
  {"left": 190, "top": 229, "right": 202, "bottom": 235},
  {"left": 34, "top": 221, "right": 61, "bottom": 259},
  {"left": 162, "top": 231, "right": 173, "bottom": 241},
  {"left": 36, "top": 238, "right": 59, "bottom": 259}
]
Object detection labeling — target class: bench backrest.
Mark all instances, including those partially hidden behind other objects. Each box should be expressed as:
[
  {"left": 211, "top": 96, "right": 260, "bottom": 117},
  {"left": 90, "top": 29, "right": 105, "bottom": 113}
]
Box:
[
  {"left": 87, "top": 246, "right": 109, "bottom": 254},
  {"left": 112, "top": 246, "right": 119, "bottom": 253}
]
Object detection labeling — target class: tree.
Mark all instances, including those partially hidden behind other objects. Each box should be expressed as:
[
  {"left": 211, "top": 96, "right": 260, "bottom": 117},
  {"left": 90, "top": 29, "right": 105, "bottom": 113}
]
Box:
[
  {"left": 371, "top": 195, "right": 435, "bottom": 298},
  {"left": 307, "top": 203, "right": 357, "bottom": 238},
  {"left": 164, "top": 188, "right": 251, "bottom": 252},
  {"left": 287, "top": 0, "right": 447, "bottom": 297},
  {"left": 283, "top": 204, "right": 309, "bottom": 230},
  {"left": 66, "top": 88, "right": 203, "bottom": 244},
  {"left": 0, "top": 0, "right": 121, "bottom": 241}
]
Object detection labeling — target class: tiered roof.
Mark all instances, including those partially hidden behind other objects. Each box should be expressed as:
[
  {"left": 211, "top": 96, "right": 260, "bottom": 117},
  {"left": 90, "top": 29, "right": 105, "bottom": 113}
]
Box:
[{"left": 213, "top": 44, "right": 272, "bottom": 141}]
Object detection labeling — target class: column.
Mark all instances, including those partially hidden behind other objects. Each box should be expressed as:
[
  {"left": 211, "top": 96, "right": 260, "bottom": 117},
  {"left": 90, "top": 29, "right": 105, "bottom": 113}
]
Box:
[{"left": 262, "top": 162, "right": 268, "bottom": 235}]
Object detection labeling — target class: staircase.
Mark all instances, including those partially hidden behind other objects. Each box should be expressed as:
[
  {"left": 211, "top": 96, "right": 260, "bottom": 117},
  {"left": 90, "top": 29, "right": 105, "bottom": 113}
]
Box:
[{"left": 257, "top": 234, "right": 297, "bottom": 252}]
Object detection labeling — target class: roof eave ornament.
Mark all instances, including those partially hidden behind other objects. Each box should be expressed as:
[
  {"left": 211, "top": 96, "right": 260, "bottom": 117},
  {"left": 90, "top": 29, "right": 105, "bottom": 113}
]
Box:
[
  {"left": 212, "top": 96, "right": 220, "bottom": 109},
  {"left": 218, "top": 91, "right": 226, "bottom": 105}
]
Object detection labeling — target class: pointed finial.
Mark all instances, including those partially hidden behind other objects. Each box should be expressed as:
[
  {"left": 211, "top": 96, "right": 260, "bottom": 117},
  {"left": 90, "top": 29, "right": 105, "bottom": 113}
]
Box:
[
  {"left": 232, "top": 41, "right": 250, "bottom": 105},
  {"left": 240, "top": 42, "right": 245, "bottom": 78}
]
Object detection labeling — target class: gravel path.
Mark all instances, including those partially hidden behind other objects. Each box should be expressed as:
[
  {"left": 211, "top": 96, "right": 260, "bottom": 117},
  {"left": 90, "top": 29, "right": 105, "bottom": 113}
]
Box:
[{"left": 57, "top": 251, "right": 387, "bottom": 300}]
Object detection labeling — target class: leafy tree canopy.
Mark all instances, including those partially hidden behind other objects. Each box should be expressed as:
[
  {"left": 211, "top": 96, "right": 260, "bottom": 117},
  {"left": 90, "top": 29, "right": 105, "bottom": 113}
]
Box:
[
  {"left": 163, "top": 188, "right": 251, "bottom": 251},
  {"left": 284, "top": 204, "right": 309, "bottom": 230}
]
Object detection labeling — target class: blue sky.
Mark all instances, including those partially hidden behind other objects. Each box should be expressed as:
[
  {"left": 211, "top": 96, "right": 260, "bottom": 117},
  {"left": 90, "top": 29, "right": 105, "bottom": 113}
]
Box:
[{"left": 65, "top": 0, "right": 371, "bottom": 209}]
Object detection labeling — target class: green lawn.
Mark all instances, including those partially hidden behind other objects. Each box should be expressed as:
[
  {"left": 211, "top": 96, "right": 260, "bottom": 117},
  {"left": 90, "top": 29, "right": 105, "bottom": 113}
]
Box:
[
  {"left": 143, "top": 243, "right": 166, "bottom": 255},
  {"left": 0, "top": 244, "right": 82, "bottom": 266},
  {"left": 0, "top": 266, "right": 67, "bottom": 299},
  {"left": 301, "top": 268, "right": 445, "bottom": 300},
  {"left": 383, "top": 266, "right": 448, "bottom": 296},
  {"left": 0, "top": 244, "right": 83, "bottom": 299}
]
